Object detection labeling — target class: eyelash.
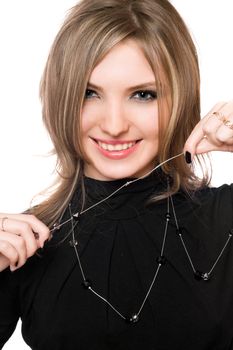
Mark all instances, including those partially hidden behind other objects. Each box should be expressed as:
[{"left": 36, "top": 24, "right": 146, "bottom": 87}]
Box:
[
  {"left": 85, "top": 89, "right": 98, "bottom": 99},
  {"left": 84, "top": 89, "right": 157, "bottom": 101},
  {"left": 132, "top": 90, "right": 157, "bottom": 101}
]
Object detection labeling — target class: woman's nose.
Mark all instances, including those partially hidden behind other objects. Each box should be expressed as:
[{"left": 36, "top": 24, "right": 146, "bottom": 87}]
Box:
[{"left": 100, "top": 101, "right": 130, "bottom": 137}]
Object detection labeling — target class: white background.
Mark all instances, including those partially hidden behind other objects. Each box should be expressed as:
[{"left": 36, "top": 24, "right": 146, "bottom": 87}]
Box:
[{"left": 0, "top": 1, "right": 232, "bottom": 349}]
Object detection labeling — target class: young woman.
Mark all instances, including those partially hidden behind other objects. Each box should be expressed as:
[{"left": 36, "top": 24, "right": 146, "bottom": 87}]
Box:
[{"left": 0, "top": 0, "right": 233, "bottom": 349}]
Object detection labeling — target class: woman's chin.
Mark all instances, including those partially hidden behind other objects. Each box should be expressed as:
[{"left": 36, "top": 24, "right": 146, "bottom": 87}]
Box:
[{"left": 84, "top": 163, "right": 153, "bottom": 181}]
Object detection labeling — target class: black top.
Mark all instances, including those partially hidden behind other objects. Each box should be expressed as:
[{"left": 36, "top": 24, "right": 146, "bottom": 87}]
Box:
[{"left": 0, "top": 173, "right": 233, "bottom": 350}]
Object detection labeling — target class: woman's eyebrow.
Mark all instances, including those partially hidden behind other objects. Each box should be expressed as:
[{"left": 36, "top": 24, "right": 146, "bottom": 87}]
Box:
[
  {"left": 126, "top": 82, "right": 157, "bottom": 92},
  {"left": 86, "top": 82, "right": 104, "bottom": 92},
  {"left": 86, "top": 81, "right": 157, "bottom": 92}
]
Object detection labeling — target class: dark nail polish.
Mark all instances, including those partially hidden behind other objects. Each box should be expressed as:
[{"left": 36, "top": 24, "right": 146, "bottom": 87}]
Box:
[
  {"left": 33, "top": 231, "right": 40, "bottom": 240},
  {"left": 185, "top": 151, "right": 192, "bottom": 164}
]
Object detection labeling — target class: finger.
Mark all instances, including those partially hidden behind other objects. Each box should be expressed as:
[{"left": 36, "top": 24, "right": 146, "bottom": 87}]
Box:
[
  {"left": 184, "top": 121, "right": 206, "bottom": 156},
  {"left": 0, "top": 231, "right": 27, "bottom": 268},
  {"left": 184, "top": 101, "right": 232, "bottom": 156},
  {"left": 0, "top": 240, "right": 19, "bottom": 272},
  {"left": 0, "top": 219, "right": 39, "bottom": 257},
  {"left": 195, "top": 137, "right": 233, "bottom": 154},
  {"left": 0, "top": 254, "right": 11, "bottom": 272},
  {"left": 0, "top": 214, "right": 50, "bottom": 248},
  {"left": 216, "top": 99, "right": 233, "bottom": 116},
  {"left": 215, "top": 124, "right": 233, "bottom": 144},
  {"left": 185, "top": 123, "right": 233, "bottom": 156},
  {"left": 204, "top": 112, "right": 233, "bottom": 147},
  {"left": 16, "top": 214, "right": 50, "bottom": 248},
  {"left": 204, "top": 101, "right": 229, "bottom": 116},
  {"left": 202, "top": 115, "right": 224, "bottom": 147}
]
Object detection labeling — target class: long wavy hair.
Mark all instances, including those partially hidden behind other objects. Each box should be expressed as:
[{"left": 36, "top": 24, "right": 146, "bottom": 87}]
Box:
[{"left": 31, "top": 0, "right": 210, "bottom": 227}]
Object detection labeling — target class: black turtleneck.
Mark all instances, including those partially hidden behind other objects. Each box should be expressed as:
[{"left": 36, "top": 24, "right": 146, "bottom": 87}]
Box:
[{"left": 0, "top": 174, "right": 233, "bottom": 350}]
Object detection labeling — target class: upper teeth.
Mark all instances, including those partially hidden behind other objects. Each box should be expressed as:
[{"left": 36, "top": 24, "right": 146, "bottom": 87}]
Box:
[{"left": 98, "top": 141, "right": 135, "bottom": 151}]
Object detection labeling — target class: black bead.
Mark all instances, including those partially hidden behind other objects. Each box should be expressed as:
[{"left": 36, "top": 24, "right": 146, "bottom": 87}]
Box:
[
  {"left": 194, "top": 270, "right": 203, "bottom": 281},
  {"left": 69, "top": 239, "right": 78, "bottom": 247},
  {"left": 125, "top": 314, "right": 139, "bottom": 324},
  {"left": 82, "top": 279, "right": 92, "bottom": 289},
  {"left": 229, "top": 228, "right": 233, "bottom": 235},
  {"left": 202, "top": 272, "right": 210, "bottom": 281},
  {"left": 72, "top": 213, "right": 79, "bottom": 221},
  {"left": 194, "top": 270, "right": 210, "bottom": 281},
  {"left": 156, "top": 255, "right": 166, "bottom": 265}
]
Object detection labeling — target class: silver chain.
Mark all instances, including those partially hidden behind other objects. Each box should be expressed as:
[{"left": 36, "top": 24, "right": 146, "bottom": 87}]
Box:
[
  {"left": 63, "top": 153, "right": 183, "bottom": 324},
  {"left": 70, "top": 190, "right": 170, "bottom": 323},
  {"left": 70, "top": 186, "right": 232, "bottom": 322},
  {"left": 50, "top": 153, "right": 184, "bottom": 233},
  {"left": 51, "top": 151, "right": 232, "bottom": 322},
  {"left": 170, "top": 195, "right": 233, "bottom": 281}
]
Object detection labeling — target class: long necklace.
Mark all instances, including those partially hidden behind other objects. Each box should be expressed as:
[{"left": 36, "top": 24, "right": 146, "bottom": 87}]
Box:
[
  {"left": 51, "top": 153, "right": 233, "bottom": 323},
  {"left": 50, "top": 153, "right": 183, "bottom": 232},
  {"left": 170, "top": 196, "right": 233, "bottom": 281},
  {"left": 70, "top": 189, "right": 170, "bottom": 324}
]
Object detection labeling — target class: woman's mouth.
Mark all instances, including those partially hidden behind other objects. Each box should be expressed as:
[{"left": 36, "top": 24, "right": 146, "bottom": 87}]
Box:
[
  {"left": 98, "top": 141, "right": 136, "bottom": 151},
  {"left": 92, "top": 138, "right": 141, "bottom": 159}
]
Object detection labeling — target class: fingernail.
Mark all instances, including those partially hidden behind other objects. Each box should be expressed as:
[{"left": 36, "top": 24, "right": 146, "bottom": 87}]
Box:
[
  {"left": 10, "top": 262, "right": 18, "bottom": 272},
  {"left": 185, "top": 151, "right": 192, "bottom": 164},
  {"left": 33, "top": 231, "right": 40, "bottom": 240}
]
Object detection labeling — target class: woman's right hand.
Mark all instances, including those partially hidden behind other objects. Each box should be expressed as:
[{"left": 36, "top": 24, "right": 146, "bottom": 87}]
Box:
[{"left": 0, "top": 214, "right": 50, "bottom": 272}]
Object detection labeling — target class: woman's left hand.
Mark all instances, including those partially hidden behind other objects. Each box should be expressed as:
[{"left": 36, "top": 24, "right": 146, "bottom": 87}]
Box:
[{"left": 184, "top": 101, "right": 233, "bottom": 159}]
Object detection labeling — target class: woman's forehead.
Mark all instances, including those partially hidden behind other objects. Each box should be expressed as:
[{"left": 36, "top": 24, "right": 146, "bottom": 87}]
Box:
[{"left": 88, "top": 39, "right": 157, "bottom": 89}]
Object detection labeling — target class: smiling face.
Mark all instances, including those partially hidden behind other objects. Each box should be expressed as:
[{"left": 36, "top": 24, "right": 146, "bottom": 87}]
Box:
[{"left": 81, "top": 39, "right": 169, "bottom": 180}]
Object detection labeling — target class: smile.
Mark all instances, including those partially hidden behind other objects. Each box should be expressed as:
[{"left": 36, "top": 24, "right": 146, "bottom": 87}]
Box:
[
  {"left": 92, "top": 138, "right": 141, "bottom": 160},
  {"left": 98, "top": 141, "right": 136, "bottom": 151}
]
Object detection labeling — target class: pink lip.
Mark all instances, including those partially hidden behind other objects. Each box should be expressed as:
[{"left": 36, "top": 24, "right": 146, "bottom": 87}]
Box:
[
  {"left": 91, "top": 138, "right": 141, "bottom": 160},
  {"left": 94, "top": 138, "right": 137, "bottom": 145}
]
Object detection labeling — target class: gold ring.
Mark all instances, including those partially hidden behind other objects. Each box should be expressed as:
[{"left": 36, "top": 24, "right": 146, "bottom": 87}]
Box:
[
  {"left": 223, "top": 119, "right": 233, "bottom": 130},
  {"left": 211, "top": 111, "right": 233, "bottom": 130},
  {"left": 212, "top": 111, "right": 227, "bottom": 123},
  {"left": 1, "top": 217, "right": 8, "bottom": 232}
]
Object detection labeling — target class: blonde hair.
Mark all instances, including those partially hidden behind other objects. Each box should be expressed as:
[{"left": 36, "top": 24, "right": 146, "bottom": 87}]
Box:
[{"left": 32, "top": 0, "right": 210, "bottom": 226}]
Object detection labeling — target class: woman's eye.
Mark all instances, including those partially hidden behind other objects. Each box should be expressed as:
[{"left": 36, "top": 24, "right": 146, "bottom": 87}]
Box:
[
  {"left": 85, "top": 89, "right": 98, "bottom": 99},
  {"left": 133, "top": 90, "right": 157, "bottom": 101}
]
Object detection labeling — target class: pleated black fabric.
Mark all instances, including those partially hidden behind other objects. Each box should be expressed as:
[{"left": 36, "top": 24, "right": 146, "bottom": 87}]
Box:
[{"left": 1, "top": 172, "right": 233, "bottom": 350}]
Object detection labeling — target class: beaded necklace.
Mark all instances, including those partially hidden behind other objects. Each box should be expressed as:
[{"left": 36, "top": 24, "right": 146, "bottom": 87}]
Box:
[{"left": 51, "top": 153, "right": 233, "bottom": 324}]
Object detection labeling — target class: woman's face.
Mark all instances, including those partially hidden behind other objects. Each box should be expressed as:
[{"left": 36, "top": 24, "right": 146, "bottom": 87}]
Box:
[{"left": 81, "top": 39, "right": 169, "bottom": 180}]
